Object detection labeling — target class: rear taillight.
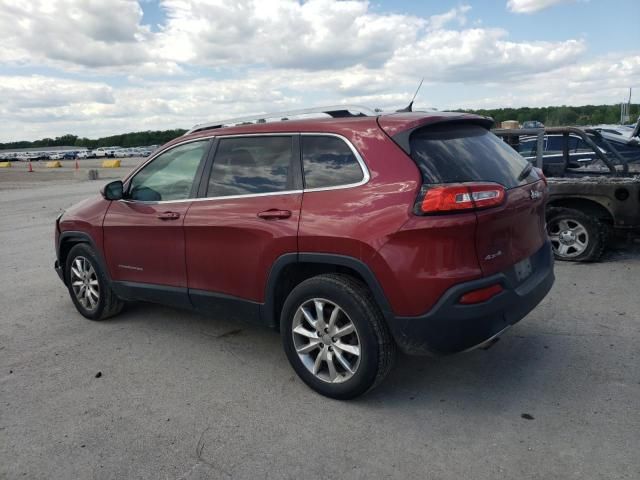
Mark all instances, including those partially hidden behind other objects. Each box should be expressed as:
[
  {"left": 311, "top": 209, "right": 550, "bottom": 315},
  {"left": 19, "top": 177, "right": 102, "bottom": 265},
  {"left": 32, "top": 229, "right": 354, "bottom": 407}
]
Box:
[
  {"left": 459, "top": 283, "right": 503, "bottom": 305},
  {"left": 417, "top": 182, "right": 505, "bottom": 215}
]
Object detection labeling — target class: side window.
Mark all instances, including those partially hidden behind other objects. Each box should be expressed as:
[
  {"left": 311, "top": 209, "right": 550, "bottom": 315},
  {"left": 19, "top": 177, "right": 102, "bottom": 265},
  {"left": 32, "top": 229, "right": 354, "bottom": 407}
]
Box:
[
  {"left": 301, "top": 135, "right": 364, "bottom": 189},
  {"left": 128, "top": 141, "right": 207, "bottom": 202},
  {"left": 207, "top": 136, "right": 293, "bottom": 197}
]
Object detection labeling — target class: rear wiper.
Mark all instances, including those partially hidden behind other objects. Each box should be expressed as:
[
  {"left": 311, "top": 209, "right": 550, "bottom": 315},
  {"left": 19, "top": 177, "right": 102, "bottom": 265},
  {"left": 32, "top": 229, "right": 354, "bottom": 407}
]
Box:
[{"left": 518, "top": 162, "right": 533, "bottom": 181}]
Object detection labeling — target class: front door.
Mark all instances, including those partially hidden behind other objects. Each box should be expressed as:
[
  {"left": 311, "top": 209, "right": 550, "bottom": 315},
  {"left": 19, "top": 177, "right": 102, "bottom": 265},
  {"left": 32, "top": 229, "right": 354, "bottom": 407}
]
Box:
[
  {"left": 184, "top": 135, "right": 302, "bottom": 320},
  {"left": 103, "top": 139, "right": 210, "bottom": 289}
]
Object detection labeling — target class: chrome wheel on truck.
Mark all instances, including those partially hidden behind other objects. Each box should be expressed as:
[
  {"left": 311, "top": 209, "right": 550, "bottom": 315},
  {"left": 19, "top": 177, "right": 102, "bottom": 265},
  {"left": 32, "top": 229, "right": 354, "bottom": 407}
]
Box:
[
  {"left": 546, "top": 207, "right": 607, "bottom": 262},
  {"left": 548, "top": 218, "right": 589, "bottom": 258},
  {"left": 292, "top": 298, "right": 361, "bottom": 384}
]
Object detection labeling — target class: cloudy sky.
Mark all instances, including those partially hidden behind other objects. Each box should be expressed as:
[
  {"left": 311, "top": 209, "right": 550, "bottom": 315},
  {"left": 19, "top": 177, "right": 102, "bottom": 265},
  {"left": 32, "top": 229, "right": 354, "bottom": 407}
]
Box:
[{"left": 0, "top": 0, "right": 638, "bottom": 142}]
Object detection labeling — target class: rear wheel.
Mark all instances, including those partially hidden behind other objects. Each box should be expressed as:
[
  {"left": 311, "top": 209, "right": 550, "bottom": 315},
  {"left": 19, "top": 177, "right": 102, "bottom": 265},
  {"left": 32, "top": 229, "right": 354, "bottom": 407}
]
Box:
[
  {"left": 281, "top": 274, "right": 395, "bottom": 399},
  {"left": 547, "top": 207, "right": 606, "bottom": 262},
  {"left": 65, "top": 244, "right": 124, "bottom": 320}
]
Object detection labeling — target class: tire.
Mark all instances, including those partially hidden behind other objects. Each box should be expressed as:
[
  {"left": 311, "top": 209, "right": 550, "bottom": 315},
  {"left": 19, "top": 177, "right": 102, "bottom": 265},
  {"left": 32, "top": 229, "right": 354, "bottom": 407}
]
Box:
[
  {"left": 547, "top": 207, "right": 607, "bottom": 262},
  {"left": 280, "top": 274, "right": 396, "bottom": 399},
  {"left": 65, "top": 243, "right": 124, "bottom": 320}
]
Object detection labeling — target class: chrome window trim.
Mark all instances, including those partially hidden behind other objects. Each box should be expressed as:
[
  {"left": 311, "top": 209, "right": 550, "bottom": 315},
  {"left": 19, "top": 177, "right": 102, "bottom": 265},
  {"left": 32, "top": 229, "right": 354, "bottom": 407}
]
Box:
[
  {"left": 120, "top": 189, "right": 304, "bottom": 205},
  {"left": 299, "top": 132, "right": 370, "bottom": 192},
  {"left": 120, "top": 132, "right": 370, "bottom": 205}
]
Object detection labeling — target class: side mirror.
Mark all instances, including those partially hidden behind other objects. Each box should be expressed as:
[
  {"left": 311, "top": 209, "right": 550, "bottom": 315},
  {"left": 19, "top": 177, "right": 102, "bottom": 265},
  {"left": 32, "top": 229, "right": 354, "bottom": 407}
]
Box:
[{"left": 101, "top": 180, "right": 124, "bottom": 200}]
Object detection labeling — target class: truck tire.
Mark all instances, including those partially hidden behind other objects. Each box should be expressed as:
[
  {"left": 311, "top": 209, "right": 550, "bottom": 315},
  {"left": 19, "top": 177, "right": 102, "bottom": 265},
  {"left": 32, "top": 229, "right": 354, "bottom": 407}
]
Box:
[
  {"left": 547, "top": 207, "right": 607, "bottom": 262},
  {"left": 280, "top": 274, "right": 396, "bottom": 399}
]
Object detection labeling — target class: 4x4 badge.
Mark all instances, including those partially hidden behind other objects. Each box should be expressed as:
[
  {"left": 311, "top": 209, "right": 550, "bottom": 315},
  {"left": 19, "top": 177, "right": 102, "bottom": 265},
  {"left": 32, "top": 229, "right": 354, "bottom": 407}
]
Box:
[{"left": 530, "top": 190, "right": 542, "bottom": 200}]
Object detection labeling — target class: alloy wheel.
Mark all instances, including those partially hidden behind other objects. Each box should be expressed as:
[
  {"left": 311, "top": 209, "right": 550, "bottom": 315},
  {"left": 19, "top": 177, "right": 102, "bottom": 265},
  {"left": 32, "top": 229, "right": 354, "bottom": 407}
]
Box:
[
  {"left": 548, "top": 218, "right": 589, "bottom": 258},
  {"left": 70, "top": 256, "right": 100, "bottom": 311},
  {"left": 291, "top": 298, "right": 361, "bottom": 384}
]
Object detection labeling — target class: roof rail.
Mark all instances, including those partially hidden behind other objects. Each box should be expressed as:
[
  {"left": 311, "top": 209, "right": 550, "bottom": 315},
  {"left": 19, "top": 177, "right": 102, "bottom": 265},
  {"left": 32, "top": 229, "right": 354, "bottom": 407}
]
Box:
[{"left": 185, "top": 105, "right": 377, "bottom": 135}]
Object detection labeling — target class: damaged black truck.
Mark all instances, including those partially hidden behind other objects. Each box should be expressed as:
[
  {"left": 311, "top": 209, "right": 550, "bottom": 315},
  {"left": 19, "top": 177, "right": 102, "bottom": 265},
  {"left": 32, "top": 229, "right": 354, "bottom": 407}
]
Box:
[{"left": 494, "top": 125, "right": 640, "bottom": 262}]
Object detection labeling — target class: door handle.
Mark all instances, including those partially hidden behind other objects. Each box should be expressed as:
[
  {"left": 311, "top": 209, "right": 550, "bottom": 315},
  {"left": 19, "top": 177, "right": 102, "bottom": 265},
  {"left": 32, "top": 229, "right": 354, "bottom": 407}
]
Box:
[
  {"left": 257, "top": 209, "right": 292, "bottom": 220},
  {"left": 157, "top": 211, "right": 181, "bottom": 220}
]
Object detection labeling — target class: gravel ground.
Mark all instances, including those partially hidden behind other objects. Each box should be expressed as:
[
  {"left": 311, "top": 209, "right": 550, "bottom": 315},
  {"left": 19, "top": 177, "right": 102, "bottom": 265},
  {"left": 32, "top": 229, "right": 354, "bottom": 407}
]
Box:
[{"left": 0, "top": 177, "right": 638, "bottom": 479}]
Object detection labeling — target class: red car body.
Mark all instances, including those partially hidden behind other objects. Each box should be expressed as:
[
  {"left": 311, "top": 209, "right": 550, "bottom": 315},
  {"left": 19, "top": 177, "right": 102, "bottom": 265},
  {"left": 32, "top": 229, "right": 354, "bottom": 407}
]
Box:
[{"left": 55, "top": 111, "right": 554, "bottom": 355}]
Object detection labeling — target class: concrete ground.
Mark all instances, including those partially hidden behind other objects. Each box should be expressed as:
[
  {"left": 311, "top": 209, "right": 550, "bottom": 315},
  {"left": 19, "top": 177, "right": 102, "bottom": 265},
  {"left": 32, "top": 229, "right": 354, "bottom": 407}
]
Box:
[
  {"left": 0, "top": 174, "right": 638, "bottom": 480},
  {"left": 0, "top": 157, "right": 143, "bottom": 190}
]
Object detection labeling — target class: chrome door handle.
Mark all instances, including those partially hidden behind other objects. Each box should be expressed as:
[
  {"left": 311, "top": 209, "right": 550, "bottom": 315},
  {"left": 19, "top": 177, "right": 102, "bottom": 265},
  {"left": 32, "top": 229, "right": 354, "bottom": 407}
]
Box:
[{"left": 157, "top": 211, "right": 181, "bottom": 220}]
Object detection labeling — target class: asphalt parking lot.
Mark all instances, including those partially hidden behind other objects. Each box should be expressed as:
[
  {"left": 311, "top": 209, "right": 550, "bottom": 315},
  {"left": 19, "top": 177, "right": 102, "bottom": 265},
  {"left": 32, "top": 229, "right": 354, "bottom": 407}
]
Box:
[{"left": 1, "top": 169, "right": 639, "bottom": 479}]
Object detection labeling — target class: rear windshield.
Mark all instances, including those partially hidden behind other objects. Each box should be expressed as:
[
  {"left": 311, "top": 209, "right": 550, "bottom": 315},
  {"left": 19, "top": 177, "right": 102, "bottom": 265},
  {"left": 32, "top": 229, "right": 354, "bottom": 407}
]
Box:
[{"left": 409, "top": 124, "right": 540, "bottom": 189}]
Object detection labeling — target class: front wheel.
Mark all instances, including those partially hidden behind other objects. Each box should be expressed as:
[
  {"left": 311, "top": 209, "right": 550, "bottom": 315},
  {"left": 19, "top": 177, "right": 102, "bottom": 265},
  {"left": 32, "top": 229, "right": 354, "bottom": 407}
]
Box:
[
  {"left": 65, "top": 243, "right": 124, "bottom": 320},
  {"left": 280, "top": 274, "right": 395, "bottom": 399},
  {"left": 547, "top": 207, "right": 607, "bottom": 262}
]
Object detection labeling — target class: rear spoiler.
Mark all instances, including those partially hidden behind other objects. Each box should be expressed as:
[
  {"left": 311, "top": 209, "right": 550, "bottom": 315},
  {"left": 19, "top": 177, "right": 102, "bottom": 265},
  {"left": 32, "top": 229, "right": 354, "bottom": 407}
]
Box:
[{"left": 378, "top": 113, "right": 494, "bottom": 155}]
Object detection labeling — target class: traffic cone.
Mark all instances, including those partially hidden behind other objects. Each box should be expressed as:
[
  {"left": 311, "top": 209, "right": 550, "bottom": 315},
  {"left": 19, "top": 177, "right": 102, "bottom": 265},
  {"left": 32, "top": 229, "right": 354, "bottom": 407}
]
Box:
[{"left": 28, "top": 161, "right": 33, "bottom": 173}]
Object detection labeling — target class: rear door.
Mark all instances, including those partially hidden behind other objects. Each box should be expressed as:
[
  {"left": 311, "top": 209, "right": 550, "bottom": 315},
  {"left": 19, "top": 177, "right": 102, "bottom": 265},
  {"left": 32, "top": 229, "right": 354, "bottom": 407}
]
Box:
[
  {"left": 408, "top": 123, "right": 547, "bottom": 276},
  {"left": 184, "top": 135, "right": 302, "bottom": 312}
]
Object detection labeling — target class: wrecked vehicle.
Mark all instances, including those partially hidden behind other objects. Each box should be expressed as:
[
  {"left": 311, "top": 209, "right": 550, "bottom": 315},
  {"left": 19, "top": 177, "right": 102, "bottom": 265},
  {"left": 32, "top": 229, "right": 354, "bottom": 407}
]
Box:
[{"left": 495, "top": 126, "right": 640, "bottom": 262}]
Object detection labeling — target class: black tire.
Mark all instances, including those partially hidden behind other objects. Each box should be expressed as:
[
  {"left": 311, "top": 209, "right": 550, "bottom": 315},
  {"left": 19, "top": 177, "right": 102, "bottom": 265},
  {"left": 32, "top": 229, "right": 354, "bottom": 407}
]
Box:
[
  {"left": 65, "top": 244, "right": 124, "bottom": 320},
  {"left": 547, "top": 207, "right": 607, "bottom": 262},
  {"left": 280, "top": 274, "right": 396, "bottom": 399}
]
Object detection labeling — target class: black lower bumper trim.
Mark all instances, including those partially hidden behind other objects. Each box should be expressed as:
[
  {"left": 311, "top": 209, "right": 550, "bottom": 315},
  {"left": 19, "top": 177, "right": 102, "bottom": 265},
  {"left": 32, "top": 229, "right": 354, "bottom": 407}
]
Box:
[{"left": 388, "top": 241, "right": 555, "bottom": 355}]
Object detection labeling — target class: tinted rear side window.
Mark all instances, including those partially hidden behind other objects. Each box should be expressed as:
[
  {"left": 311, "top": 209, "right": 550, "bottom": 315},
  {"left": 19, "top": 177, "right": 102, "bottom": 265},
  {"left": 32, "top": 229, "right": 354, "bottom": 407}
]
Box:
[
  {"left": 302, "top": 135, "right": 364, "bottom": 189},
  {"left": 207, "top": 136, "right": 293, "bottom": 197},
  {"left": 410, "top": 124, "right": 539, "bottom": 189}
]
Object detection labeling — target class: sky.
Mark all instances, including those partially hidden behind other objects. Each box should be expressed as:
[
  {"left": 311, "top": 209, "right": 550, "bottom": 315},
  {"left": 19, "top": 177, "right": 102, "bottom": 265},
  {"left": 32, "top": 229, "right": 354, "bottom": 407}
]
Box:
[{"left": 0, "top": 0, "right": 638, "bottom": 142}]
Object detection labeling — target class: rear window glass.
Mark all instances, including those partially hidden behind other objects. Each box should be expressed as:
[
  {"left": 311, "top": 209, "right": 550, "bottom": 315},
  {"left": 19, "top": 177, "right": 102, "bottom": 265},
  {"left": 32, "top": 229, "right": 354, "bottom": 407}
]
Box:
[
  {"left": 302, "top": 136, "right": 364, "bottom": 189},
  {"left": 410, "top": 124, "right": 539, "bottom": 189},
  {"left": 207, "top": 136, "right": 293, "bottom": 197}
]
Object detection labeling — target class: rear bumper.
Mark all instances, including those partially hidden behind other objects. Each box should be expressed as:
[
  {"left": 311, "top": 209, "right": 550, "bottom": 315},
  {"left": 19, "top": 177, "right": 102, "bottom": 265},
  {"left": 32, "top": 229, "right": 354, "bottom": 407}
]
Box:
[{"left": 387, "top": 241, "right": 555, "bottom": 355}]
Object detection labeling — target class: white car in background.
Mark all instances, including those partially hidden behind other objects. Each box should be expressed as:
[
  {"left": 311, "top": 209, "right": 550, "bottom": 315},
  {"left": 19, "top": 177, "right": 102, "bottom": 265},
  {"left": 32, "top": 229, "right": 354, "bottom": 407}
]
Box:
[
  {"left": 95, "top": 147, "right": 119, "bottom": 157},
  {"left": 113, "top": 148, "right": 134, "bottom": 157},
  {"left": 49, "top": 152, "right": 64, "bottom": 160},
  {"left": 93, "top": 148, "right": 107, "bottom": 158}
]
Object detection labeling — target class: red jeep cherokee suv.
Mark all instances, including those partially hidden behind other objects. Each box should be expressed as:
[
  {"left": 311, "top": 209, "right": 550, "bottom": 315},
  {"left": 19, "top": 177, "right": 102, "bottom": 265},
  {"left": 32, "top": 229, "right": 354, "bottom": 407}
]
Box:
[{"left": 54, "top": 107, "right": 554, "bottom": 399}]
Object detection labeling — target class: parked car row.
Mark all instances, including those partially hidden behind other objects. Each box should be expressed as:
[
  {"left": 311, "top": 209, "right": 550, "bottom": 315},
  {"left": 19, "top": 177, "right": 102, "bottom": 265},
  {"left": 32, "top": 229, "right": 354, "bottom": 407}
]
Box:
[{"left": 0, "top": 146, "right": 157, "bottom": 161}]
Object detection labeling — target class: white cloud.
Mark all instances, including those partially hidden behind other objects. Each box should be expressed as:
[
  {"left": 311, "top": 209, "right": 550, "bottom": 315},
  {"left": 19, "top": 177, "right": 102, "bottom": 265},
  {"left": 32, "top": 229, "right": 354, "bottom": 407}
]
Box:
[
  {"left": 454, "top": 54, "right": 640, "bottom": 109},
  {"left": 428, "top": 5, "right": 472, "bottom": 30},
  {"left": 507, "top": 0, "right": 576, "bottom": 14},
  {"left": 387, "top": 28, "right": 585, "bottom": 82},
  {"left": 154, "top": 0, "right": 425, "bottom": 70},
  {"left": 0, "top": 0, "right": 153, "bottom": 68},
  {"left": 0, "top": 0, "right": 636, "bottom": 141}
]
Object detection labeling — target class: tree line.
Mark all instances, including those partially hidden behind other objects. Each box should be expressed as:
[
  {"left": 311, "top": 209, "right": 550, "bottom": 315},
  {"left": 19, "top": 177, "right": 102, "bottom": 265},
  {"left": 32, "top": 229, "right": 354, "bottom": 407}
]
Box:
[
  {"left": 0, "top": 129, "right": 187, "bottom": 151},
  {"left": 455, "top": 103, "right": 639, "bottom": 127},
  {"left": 2, "top": 104, "right": 638, "bottom": 151}
]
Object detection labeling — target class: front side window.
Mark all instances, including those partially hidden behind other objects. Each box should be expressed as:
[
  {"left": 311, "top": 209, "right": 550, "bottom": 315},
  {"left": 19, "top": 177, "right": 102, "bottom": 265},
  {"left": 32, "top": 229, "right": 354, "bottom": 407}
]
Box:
[
  {"left": 128, "top": 141, "right": 208, "bottom": 201},
  {"left": 207, "top": 136, "right": 293, "bottom": 197},
  {"left": 301, "top": 135, "right": 364, "bottom": 189}
]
